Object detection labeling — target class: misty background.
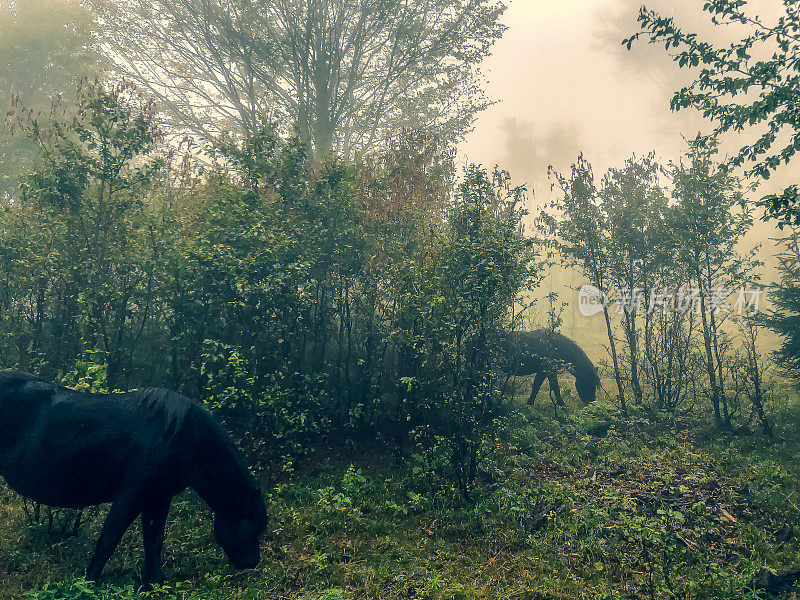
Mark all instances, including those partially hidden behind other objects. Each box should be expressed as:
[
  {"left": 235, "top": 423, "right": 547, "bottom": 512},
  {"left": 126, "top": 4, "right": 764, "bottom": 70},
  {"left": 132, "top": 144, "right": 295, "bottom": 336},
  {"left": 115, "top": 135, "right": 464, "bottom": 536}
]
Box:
[
  {"left": 0, "top": 0, "right": 792, "bottom": 362},
  {"left": 461, "top": 0, "right": 793, "bottom": 355}
]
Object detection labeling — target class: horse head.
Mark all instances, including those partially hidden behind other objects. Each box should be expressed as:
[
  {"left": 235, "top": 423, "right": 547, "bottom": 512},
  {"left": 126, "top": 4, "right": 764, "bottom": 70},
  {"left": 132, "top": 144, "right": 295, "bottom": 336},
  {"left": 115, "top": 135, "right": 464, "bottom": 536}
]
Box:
[
  {"left": 213, "top": 488, "right": 268, "bottom": 570},
  {"left": 575, "top": 366, "right": 600, "bottom": 404}
]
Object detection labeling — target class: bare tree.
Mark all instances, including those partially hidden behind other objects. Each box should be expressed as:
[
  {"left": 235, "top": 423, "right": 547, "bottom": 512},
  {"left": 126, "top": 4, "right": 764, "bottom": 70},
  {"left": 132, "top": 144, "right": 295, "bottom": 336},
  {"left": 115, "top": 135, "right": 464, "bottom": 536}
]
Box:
[{"left": 90, "top": 0, "right": 507, "bottom": 157}]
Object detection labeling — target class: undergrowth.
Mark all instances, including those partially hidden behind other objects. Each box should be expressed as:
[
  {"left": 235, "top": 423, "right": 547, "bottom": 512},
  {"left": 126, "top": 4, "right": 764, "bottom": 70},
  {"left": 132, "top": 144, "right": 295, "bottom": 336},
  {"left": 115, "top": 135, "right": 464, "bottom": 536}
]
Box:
[{"left": 3, "top": 392, "right": 800, "bottom": 600}]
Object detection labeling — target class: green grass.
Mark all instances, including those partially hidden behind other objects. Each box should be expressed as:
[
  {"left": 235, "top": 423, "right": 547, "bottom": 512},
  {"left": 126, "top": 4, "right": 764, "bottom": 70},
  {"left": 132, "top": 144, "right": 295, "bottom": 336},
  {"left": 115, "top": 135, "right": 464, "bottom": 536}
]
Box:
[{"left": 3, "top": 391, "right": 800, "bottom": 600}]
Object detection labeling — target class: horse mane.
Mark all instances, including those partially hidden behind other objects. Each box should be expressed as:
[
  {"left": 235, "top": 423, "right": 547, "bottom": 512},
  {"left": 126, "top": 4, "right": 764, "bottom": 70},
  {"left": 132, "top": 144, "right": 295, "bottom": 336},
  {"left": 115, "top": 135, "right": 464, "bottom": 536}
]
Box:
[
  {"left": 127, "top": 388, "right": 193, "bottom": 438},
  {"left": 181, "top": 399, "right": 264, "bottom": 520},
  {"left": 126, "top": 391, "right": 263, "bottom": 510}
]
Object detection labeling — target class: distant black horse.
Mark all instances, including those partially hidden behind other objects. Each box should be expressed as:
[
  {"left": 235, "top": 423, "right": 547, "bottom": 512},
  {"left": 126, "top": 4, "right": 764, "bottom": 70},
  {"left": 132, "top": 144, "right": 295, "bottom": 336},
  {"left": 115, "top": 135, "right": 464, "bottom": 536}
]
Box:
[
  {"left": 0, "top": 371, "right": 267, "bottom": 585},
  {"left": 507, "top": 330, "right": 600, "bottom": 406}
]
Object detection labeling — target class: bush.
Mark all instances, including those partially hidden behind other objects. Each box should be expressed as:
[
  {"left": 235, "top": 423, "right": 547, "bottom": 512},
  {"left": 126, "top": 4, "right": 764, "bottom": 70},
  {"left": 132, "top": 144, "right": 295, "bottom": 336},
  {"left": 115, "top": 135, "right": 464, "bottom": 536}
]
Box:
[
  {"left": 60, "top": 351, "right": 110, "bottom": 394},
  {"left": 390, "top": 166, "right": 537, "bottom": 497},
  {"left": 200, "top": 340, "right": 330, "bottom": 473}
]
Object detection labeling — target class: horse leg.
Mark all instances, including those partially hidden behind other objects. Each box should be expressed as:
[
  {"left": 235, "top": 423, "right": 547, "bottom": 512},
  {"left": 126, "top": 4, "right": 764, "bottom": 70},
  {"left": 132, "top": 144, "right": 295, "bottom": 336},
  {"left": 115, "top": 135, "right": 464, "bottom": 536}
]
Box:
[
  {"left": 549, "top": 374, "right": 565, "bottom": 407},
  {"left": 528, "top": 372, "right": 547, "bottom": 405},
  {"left": 86, "top": 496, "right": 142, "bottom": 582},
  {"left": 141, "top": 496, "right": 172, "bottom": 587}
]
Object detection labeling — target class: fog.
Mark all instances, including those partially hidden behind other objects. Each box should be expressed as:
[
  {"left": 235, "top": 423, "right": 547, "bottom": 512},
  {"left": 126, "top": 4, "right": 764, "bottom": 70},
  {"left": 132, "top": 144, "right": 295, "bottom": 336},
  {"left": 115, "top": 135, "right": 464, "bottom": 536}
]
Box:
[
  {"left": 461, "top": 0, "right": 792, "bottom": 351},
  {"left": 463, "top": 0, "right": 789, "bottom": 189},
  {"left": 1, "top": 0, "right": 792, "bottom": 355}
]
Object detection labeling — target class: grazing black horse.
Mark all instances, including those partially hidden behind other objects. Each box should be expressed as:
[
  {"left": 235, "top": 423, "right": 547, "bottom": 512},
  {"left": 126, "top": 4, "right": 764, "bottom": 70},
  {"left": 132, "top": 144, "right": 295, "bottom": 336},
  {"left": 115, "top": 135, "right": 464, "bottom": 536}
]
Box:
[
  {"left": 507, "top": 330, "right": 600, "bottom": 406},
  {"left": 0, "top": 371, "right": 267, "bottom": 585}
]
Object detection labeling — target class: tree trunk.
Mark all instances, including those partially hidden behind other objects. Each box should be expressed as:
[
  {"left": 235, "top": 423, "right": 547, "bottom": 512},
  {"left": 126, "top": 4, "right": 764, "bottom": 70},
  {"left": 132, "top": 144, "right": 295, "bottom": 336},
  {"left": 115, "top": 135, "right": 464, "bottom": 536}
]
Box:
[
  {"left": 697, "top": 275, "right": 723, "bottom": 427},
  {"left": 602, "top": 303, "right": 627, "bottom": 414}
]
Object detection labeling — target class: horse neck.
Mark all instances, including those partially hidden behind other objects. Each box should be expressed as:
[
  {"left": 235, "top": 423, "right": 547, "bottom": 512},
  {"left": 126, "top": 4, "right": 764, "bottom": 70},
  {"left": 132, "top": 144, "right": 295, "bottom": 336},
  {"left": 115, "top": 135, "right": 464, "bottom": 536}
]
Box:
[
  {"left": 561, "top": 341, "right": 595, "bottom": 384},
  {"left": 188, "top": 414, "right": 257, "bottom": 520}
]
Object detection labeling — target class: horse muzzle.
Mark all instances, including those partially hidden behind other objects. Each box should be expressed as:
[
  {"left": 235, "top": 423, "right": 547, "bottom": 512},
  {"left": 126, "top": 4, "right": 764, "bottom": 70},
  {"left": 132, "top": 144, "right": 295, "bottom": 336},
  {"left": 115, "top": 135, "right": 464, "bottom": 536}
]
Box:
[{"left": 229, "top": 549, "right": 260, "bottom": 570}]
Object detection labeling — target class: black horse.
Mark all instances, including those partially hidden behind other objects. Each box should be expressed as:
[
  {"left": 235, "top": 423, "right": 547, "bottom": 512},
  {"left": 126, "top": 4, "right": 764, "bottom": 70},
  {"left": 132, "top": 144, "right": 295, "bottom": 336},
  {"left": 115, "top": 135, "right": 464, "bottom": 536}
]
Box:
[
  {"left": 507, "top": 330, "right": 600, "bottom": 406},
  {"left": 0, "top": 371, "right": 267, "bottom": 585}
]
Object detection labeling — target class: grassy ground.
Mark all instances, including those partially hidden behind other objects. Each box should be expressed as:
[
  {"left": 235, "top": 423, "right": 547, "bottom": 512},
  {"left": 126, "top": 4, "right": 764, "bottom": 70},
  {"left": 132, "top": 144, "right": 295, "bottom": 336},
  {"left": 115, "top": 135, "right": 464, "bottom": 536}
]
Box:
[{"left": 2, "top": 388, "right": 800, "bottom": 600}]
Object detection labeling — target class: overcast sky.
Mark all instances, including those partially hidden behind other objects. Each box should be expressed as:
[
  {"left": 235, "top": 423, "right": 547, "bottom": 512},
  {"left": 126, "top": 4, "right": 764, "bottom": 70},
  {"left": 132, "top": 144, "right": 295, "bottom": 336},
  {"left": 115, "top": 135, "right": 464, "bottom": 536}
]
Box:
[
  {"left": 461, "top": 0, "right": 788, "bottom": 206},
  {"left": 460, "top": 0, "right": 790, "bottom": 338}
]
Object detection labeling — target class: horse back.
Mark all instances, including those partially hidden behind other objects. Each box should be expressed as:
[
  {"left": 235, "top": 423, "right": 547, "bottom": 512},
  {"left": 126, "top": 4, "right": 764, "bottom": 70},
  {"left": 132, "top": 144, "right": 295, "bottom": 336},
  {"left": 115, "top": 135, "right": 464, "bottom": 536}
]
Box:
[
  {"left": 508, "top": 330, "right": 562, "bottom": 376},
  {"left": 508, "top": 329, "right": 594, "bottom": 375},
  {"left": 0, "top": 372, "right": 195, "bottom": 508}
]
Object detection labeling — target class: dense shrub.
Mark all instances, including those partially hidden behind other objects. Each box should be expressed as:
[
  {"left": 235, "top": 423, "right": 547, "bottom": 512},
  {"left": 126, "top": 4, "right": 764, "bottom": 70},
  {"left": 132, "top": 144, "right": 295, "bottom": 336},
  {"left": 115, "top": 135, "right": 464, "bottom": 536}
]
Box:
[
  {"left": 200, "top": 340, "right": 331, "bottom": 473},
  {"left": 0, "top": 87, "right": 537, "bottom": 490}
]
